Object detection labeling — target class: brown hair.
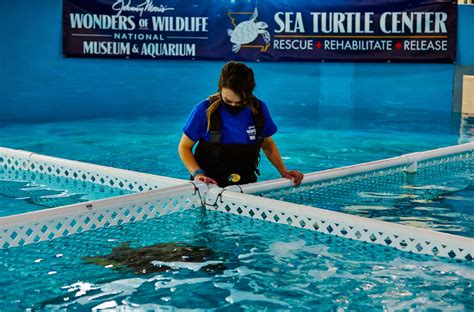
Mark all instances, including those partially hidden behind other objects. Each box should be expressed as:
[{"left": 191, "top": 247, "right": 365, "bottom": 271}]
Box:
[{"left": 206, "top": 61, "right": 259, "bottom": 130}]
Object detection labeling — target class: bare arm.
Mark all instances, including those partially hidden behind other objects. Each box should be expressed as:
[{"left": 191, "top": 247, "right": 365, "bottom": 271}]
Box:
[
  {"left": 178, "top": 134, "right": 217, "bottom": 184},
  {"left": 178, "top": 134, "right": 200, "bottom": 174},
  {"left": 261, "top": 136, "right": 287, "bottom": 175},
  {"left": 261, "top": 136, "right": 304, "bottom": 186}
]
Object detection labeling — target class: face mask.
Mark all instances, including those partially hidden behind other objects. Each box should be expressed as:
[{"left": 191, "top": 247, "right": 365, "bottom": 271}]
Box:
[{"left": 224, "top": 103, "right": 245, "bottom": 115}]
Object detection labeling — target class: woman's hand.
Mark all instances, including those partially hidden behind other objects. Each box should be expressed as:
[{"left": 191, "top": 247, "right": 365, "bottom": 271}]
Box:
[
  {"left": 194, "top": 174, "right": 218, "bottom": 185},
  {"left": 281, "top": 170, "right": 304, "bottom": 187},
  {"left": 262, "top": 137, "right": 303, "bottom": 187}
]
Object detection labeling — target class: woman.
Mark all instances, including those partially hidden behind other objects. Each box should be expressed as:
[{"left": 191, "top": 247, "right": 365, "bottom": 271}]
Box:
[{"left": 178, "top": 61, "right": 303, "bottom": 187}]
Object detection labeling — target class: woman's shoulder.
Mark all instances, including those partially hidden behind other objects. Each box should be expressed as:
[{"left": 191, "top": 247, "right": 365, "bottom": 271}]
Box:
[
  {"left": 193, "top": 98, "right": 211, "bottom": 113},
  {"left": 254, "top": 97, "right": 271, "bottom": 113},
  {"left": 253, "top": 96, "right": 267, "bottom": 106}
]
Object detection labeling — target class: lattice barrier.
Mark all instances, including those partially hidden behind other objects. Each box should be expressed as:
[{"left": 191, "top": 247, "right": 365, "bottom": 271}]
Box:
[
  {"left": 0, "top": 147, "right": 185, "bottom": 193},
  {"left": 0, "top": 166, "right": 128, "bottom": 202},
  {"left": 1, "top": 143, "right": 473, "bottom": 262},
  {"left": 204, "top": 187, "right": 474, "bottom": 261},
  {"left": 0, "top": 183, "right": 203, "bottom": 248},
  {"left": 252, "top": 151, "right": 473, "bottom": 211},
  {"left": 238, "top": 143, "right": 474, "bottom": 200}
]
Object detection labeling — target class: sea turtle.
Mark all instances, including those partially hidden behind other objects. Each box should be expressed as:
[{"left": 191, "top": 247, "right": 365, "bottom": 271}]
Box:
[
  {"left": 82, "top": 242, "right": 225, "bottom": 275},
  {"left": 35, "top": 243, "right": 224, "bottom": 308},
  {"left": 228, "top": 8, "right": 270, "bottom": 53}
]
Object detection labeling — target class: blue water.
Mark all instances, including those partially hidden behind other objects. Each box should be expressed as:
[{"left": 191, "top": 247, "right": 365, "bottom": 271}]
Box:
[
  {"left": 264, "top": 157, "right": 474, "bottom": 237},
  {"left": 0, "top": 106, "right": 473, "bottom": 309},
  {"left": 0, "top": 168, "right": 131, "bottom": 216},
  {"left": 0, "top": 107, "right": 470, "bottom": 182},
  {"left": 0, "top": 106, "right": 471, "bottom": 218},
  {"left": 0, "top": 209, "right": 472, "bottom": 310}
]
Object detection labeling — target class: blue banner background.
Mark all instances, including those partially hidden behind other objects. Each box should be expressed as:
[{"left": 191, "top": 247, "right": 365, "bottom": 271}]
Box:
[{"left": 61, "top": 0, "right": 456, "bottom": 62}]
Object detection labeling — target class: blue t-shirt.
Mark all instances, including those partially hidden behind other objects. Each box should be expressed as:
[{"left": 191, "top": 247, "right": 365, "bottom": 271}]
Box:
[{"left": 183, "top": 98, "right": 277, "bottom": 144}]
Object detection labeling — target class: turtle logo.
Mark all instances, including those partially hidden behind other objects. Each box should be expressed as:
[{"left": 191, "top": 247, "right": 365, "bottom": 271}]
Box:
[{"left": 227, "top": 8, "right": 271, "bottom": 53}]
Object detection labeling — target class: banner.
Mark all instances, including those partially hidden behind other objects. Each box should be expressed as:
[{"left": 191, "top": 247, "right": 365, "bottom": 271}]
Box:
[{"left": 63, "top": 0, "right": 457, "bottom": 63}]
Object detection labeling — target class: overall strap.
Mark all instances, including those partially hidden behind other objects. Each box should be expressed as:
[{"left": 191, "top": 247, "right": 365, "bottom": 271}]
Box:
[
  {"left": 208, "top": 100, "right": 222, "bottom": 162},
  {"left": 206, "top": 97, "right": 266, "bottom": 171},
  {"left": 209, "top": 106, "right": 222, "bottom": 143},
  {"left": 253, "top": 97, "right": 265, "bottom": 148}
]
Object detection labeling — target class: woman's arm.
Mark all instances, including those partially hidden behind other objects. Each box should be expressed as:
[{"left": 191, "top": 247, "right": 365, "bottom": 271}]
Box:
[
  {"left": 178, "top": 134, "right": 217, "bottom": 184},
  {"left": 261, "top": 136, "right": 304, "bottom": 186}
]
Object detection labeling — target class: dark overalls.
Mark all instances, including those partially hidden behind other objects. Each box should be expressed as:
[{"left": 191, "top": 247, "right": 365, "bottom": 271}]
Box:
[{"left": 193, "top": 99, "right": 265, "bottom": 187}]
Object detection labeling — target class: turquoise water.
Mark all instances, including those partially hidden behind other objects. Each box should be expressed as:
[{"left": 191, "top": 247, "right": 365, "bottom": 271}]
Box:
[
  {"left": 0, "top": 107, "right": 473, "bottom": 309},
  {"left": 0, "top": 107, "right": 470, "bottom": 182},
  {"left": 0, "top": 168, "right": 131, "bottom": 216},
  {"left": 264, "top": 157, "right": 474, "bottom": 237},
  {"left": 0, "top": 107, "right": 471, "bottom": 224},
  {"left": 0, "top": 209, "right": 472, "bottom": 310}
]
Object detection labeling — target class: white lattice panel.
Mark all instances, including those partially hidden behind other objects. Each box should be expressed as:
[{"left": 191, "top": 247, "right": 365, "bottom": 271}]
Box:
[
  {"left": 0, "top": 166, "right": 126, "bottom": 199},
  {"left": 240, "top": 144, "right": 474, "bottom": 196},
  {"left": 254, "top": 152, "right": 473, "bottom": 208},
  {"left": 256, "top": 151, "right": 473, "bottom": 199},
  {"left": 0, "top": 147, "right": 185, "bottom": 193},
  {"left": 0, "top": 144, "right": 472, "bottom": 262},
  {"left": 417, "top": 151, "right": 473, "bottom": 169},
  {"left": 265, "top": 166, "right": 407, "bottom": 198},
  {"left": 0, "top": 184, "right": 202, "bottom": 248},
  {"left": 205, "top": 188, "right": 473, "bottom": 261}
]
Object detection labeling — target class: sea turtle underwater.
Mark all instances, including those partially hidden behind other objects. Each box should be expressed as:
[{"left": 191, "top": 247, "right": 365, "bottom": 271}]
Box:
[
  {"left": 35, "top": 243, "right": 224, "bottom": 308},
  {"left": 228, "top": 8, "right": 270, "bottom": 53},
  {"left": 83, "top": 242, "right": 225, "bottom": 275}
]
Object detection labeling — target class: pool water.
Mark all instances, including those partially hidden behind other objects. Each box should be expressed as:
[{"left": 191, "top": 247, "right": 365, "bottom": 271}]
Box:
[
  {"left": 3, "top": 108, "right": 471, "bottom": 233},
  {"left": 0, "top": 209, "right": 472, "bottom": 311},
  {"left": 0, "top": 107, "right": 470, "bottom": 182},
  {"left": 265, "top": 157, "right": 474, "bottom": 237},
  {"left": 0, "top": 167, "right": 131, "bottom": 216},
  {"left": 342, "top": 185, "right": 474, "bottom": 237},
  {"left": 0, "top": 106, "right": 472, "bottom": 309}
]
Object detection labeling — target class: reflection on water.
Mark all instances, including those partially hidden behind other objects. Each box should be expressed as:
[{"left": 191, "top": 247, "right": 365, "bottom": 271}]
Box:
[
  {"left": 267, "top": 155, "right": 473, "bottom": 237},
  {"left": 343, "top": 181, "right": 474, "bottom": 236},
  {"left": 0, "top": 107, "right": 471, "bottom": 309},
  {"left": 0, "top": 108, "right": 472, "bottom": 184},
  {"left": 1, "top": 209, "right": 472, "bottom": 311},
  {"left": 0, "top": 109, "right": 471, "bottom": 233},
  {"left": 0, "top": 168, "right": 129, "bottom": 216}
]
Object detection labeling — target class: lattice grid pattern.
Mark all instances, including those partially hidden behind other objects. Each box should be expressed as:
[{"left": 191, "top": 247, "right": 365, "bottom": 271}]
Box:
[
  {"left": 0, "top": 166, "right": 128, "bottom": 200},
  {"left": 417, "top": 151, "right": 474, "bottom": 170},
  {"left": 258, "top": 151, "right": 473, "bottom": 210},
  {"left": 1, "top": 189, "right": 200, "bottom": 248},
  {"left": 206, "top": 192, "right": 473, "bottom": 261},
  {"left": 1, "top": 145, "right": 472, "bottom": 262},
  {"left": 0, "top": 151, "right": 163, "bottom": 193}
]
